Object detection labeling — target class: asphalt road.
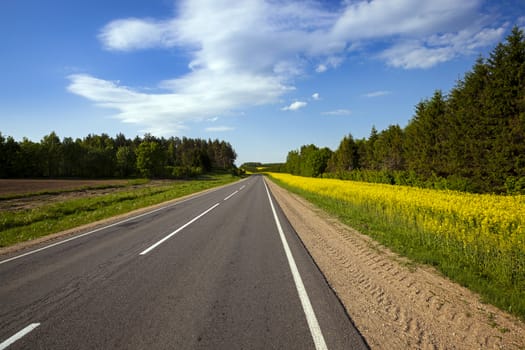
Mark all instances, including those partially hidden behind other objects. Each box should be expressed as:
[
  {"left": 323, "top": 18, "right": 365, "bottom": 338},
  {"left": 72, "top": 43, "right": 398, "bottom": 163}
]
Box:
[{"left": 0, "top": 175, "right": 368, "bottom": 349}]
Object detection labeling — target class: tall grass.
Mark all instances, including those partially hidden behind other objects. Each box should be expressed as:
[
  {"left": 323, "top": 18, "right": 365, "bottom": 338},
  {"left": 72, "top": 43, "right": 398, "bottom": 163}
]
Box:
[{"left": 267, "top": 172, "right": 525, "bottom": 319}]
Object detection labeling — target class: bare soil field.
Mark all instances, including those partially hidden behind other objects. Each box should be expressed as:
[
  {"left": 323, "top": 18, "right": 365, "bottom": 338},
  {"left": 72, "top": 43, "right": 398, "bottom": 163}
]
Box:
[
  {"left": 0, "top": 179, "right": 178, "bottom": 212},
  {"left": 0, "top": 179, "right": 129, "bottom": 197},
  {"left": 0, "top": 177, "right": 234, "bottom": 255},
  {"left": 0, "top": 179, "right": 130, "bottom": 212},
  {"left": 267, "top": 180, "right": 525, "bottom": 350}
]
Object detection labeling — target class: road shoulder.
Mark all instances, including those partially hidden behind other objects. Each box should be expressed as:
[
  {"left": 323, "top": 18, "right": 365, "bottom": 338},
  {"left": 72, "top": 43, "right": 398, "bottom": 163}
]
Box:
[{"left": 267, "top": 179, "right": 525, "bottom": 349}]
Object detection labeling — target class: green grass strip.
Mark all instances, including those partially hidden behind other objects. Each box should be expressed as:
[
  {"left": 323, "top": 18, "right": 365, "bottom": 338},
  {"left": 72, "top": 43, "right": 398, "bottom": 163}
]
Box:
[{"left": 0, "top": 175, "right": 238, "bottom": 247}]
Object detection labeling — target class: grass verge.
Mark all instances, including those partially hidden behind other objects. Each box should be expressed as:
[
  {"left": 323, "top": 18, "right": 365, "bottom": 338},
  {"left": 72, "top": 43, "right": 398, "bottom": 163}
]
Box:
[
  {"left": 267, "top": 174, "right": 525, "bottom": 320},
  {"left": 0, "top": 175, "right": 238, "bottom": 248}
]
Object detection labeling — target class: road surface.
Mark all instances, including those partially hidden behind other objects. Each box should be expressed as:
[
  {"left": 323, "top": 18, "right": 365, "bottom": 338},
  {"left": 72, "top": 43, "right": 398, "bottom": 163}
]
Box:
[{"left": 0, "top": 175, "right": 368, "bottom": 349}]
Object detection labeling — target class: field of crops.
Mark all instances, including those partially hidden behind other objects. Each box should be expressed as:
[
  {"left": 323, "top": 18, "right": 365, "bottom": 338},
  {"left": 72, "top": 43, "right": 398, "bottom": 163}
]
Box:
[{"left": 267, "top": 172, "right": 525, "bottom": 317}]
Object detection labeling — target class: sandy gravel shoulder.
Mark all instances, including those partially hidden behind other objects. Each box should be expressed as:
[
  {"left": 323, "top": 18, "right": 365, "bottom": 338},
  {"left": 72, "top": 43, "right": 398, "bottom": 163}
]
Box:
[{"left": 267, "top": 179, "right": 525, "bottom": 350}]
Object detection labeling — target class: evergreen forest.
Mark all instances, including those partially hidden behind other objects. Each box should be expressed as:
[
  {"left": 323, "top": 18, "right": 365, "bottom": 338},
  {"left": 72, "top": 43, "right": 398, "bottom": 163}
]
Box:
[{"left": 283, "top": 27, "right": 525, "bottom": 194}]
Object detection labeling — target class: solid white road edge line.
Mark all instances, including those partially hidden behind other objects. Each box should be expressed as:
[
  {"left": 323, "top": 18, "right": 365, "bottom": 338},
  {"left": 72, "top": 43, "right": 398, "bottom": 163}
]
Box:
[
  {"left": 0, "top": 323, "right": 40, "bottom": 350},
  {"left": 139, "top": 203, "right": 220, "bottom": 256},
  {"left": 223, "top": 190, "right": 239, "bottom": 201},
  {"left": 263, "top": 179, "right": 329, "bottom": 350},
  {"left": 0, "top": 180, "right": 245, "bottom": 265}
]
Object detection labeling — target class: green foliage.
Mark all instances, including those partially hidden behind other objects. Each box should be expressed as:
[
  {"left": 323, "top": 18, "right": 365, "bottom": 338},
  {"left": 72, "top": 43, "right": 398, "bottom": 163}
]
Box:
[
  {"left": 404, "top": 91, "right": 449, "bottom": 177},
  {"left": 239, "top": 162, "right": 285, "bottom": 173},
  {"left": 136, "top": 141, "right": 164, "bottom": 178},
  {"left": 116, "top": 146, "right": 136, "bottom": 177},
  {"left": 168, "top": 166, "right": 203, "bottom": 178},
  {"left": 371, "top": 124, "right": 405, "bottom": 171},
  {"left": 505, "top": 176, "right": 525, "bottom": 194},
  {"left": 0, "top": 132, "right": 237, "bottom": 179},
  {"left": 326, "top": 134, "right": 359, "bottom": 173},
  {"left": 41, "top": 131, "right": 62, "bottom": 177},
  {"left": 285, "top": 144, "right": 332, "bottom": 177}
]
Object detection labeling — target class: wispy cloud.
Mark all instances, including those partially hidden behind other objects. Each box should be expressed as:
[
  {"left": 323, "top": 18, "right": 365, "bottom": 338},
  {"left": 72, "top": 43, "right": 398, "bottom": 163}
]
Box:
[
  {"left": 322, "top": 109, "right": 352, "bottom": 116},
  {"left": 363, "top": 90, "right": 391, "bottom": 98},
  {"left": 282, "top": 101, "right": 307, "bottom": 111},
  {"left": 98, "top": 18, "right": 177, "bottom": 51},
  {"left": 205, "top": 126, "right": 234, "bottom": 132},
  {"left": 68, "top": 71, "right": 288, "bottom": 135},
  {"left": 315, "top": 64, "right": 327, "bottom": 73},
  {"left": 379, "top": 24, "right": 506, "bottom": 69},
  {"left": 68, "top": 0, "right": 507, "bottom": 134},
  {"left": 312, "top": 92, "right": 320, "bottom": 100}
]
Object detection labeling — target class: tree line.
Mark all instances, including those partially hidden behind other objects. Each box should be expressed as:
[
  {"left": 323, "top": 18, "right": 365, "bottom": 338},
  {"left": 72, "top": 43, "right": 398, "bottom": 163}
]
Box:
[
  {"left": 239, "top": 162, "right": 286, "bottom": 173},
  {"left": 284, "top": 26, "right": 525, "bottom": 194},
  {"left": 0, "top": 132, "right": 237, "bottom": 179}
]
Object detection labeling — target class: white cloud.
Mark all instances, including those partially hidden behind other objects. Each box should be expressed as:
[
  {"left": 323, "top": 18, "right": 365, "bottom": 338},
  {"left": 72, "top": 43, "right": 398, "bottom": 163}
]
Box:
[
  {"left": 315, "top": 64, "right": 327, "bottom": 73},
  {"left": 331, "top": 0, "right": 506, "bottom": 70},
  {"left": 99, "top": 18, "right": 177, "bottom": 51},
  {"left": 519, "top": 16, "right": 525, "bottom": 31},
  {"left": 312, "top": 92, "right": 320, "bottom": 100},
  {"left": 68, "top": 71, "right": 289, "bottom": 135},
  {"left": 380, "top": 24, "right": 507, "bottom": 69},
  {"left": 363, "top": 90, "right": 391, "bottom": 98},
  {"left": 315, "top": 56, "right": 343, "bottom": 73},
  {"left": 68, "top": 0, "right": 508, "bottom": 133},
  {"left": 322, "top": 109, "right": 352, "bottom": 116},
  {"left": 282, "top": 101, "right": 307, "bottom": 111},
  {"left": 205, "top": 126, "right": 234, "bottom": 132},
  {"left": 332, "top": 0, "right": 481, "bottom": 39},
  {"left": 381, "top": 43, "right": 455, "bottom": 69}
]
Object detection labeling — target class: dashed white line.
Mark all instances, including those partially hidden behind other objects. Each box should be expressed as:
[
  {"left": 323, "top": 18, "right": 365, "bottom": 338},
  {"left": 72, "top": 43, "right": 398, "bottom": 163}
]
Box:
[
  {"left": 0, "top": 323, "right": 40, "bottom": 350},
  {"left": 239, "top": 185, "right": 246, "bottom": 190},
  {"left": 263, "top": 179, "right": 328, "bottom": 350},
  {"left": 139, "top": 203, "right": 220, "bottom": 256},
  {"left": 223, "top": 190, "right": 239, "bottom": 201},
  {"left": 0, "top": 183, "right": 231, "bottom": 265}
]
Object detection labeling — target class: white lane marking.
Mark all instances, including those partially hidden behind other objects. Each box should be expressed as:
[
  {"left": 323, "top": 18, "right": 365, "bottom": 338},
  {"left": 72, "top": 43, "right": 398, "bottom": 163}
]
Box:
[
  {"left": 0, "top": 204, "right": 173, "bottom": 265},
  {"left": 223, "top": 190, "right": 239, "bottom": 201},
  {"left": 263, "top": 180, "right": 328, "bottom": 350},
  {"left": 0, "top": 323, "right": 40, "bottom": 350},
  {"left": 139, "top": 203, "right": 220, "bottom": 256},
  {"left": 239, "top": 185, "right": 246, "bottom": 190},
  {"left": 0, "top": 181, "right": 244, "bottom": 265}
]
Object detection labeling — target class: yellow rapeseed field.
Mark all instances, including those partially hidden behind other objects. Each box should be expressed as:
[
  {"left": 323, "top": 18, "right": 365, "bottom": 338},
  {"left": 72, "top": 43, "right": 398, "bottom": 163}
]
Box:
[{"left": 268, "top": 172, "right": 525, "bottom": 289}]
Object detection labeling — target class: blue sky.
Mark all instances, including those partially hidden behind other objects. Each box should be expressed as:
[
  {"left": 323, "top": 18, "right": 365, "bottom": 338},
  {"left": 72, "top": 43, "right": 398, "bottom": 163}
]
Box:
[{"left": 1, "top": 0, "right": 524, "bottom": 165}]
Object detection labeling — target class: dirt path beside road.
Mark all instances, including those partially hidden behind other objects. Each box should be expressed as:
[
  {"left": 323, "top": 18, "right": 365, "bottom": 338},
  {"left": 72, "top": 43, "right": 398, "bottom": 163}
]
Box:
[{"left": 267, "top": 179, "right": 525, "bottom": 349}]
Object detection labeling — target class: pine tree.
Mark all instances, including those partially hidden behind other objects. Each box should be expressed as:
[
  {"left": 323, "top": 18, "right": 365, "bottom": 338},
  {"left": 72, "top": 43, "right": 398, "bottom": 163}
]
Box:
[
  {"left": 327, "top": 134, "right": 359, "bottom": 173},
  {"left": 404, "top": 91, "right": 448, "bottom": 178}
]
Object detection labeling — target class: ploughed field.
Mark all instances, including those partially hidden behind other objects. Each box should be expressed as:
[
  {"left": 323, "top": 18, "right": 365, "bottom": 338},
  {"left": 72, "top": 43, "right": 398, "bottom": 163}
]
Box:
[
  {"left": 0, "top": 176, "right": 237, "bottom": 248},
  {"left": 0, "top": 179, "right": 129, "bottom": 197},
  {"left": 0, "top": 179, "right": 156, "bottom": 212}
]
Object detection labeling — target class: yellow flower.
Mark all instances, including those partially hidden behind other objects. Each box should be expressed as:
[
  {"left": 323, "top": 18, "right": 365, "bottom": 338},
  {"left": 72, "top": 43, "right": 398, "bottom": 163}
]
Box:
[{"left": 267, "top": 172, "right": 525, "bottom": 285}]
